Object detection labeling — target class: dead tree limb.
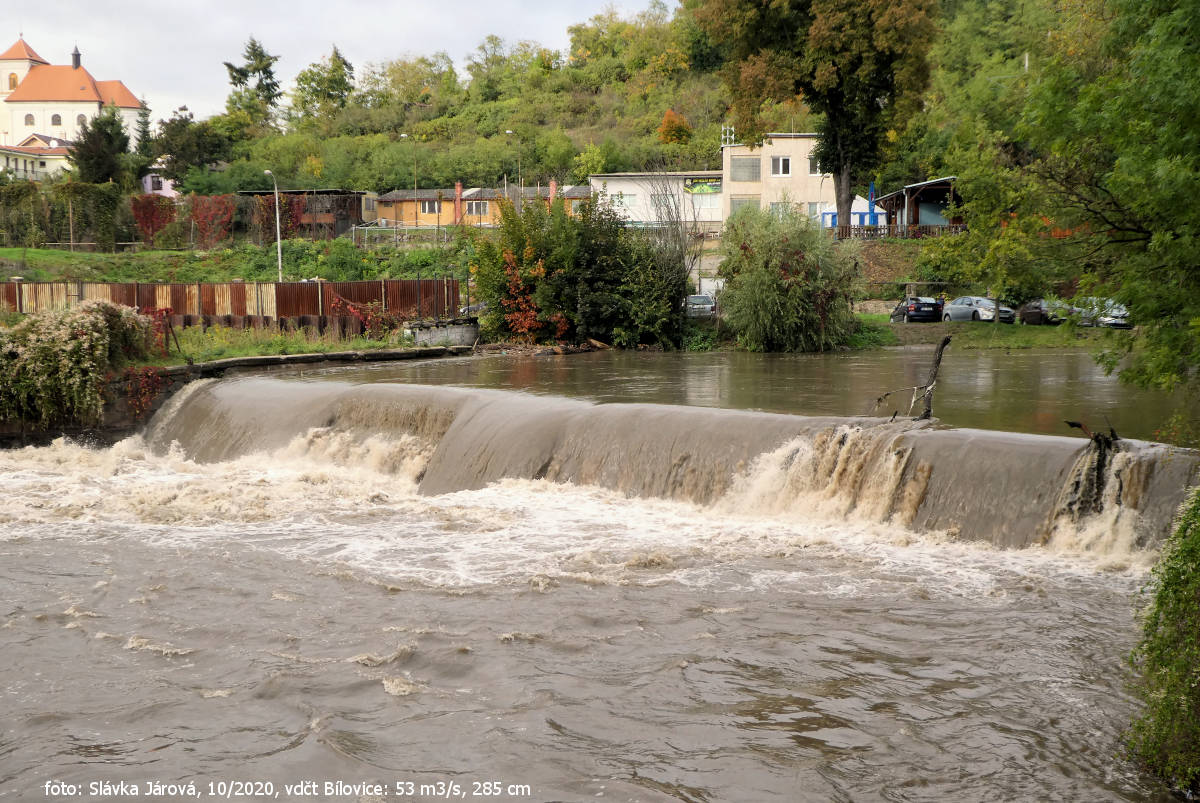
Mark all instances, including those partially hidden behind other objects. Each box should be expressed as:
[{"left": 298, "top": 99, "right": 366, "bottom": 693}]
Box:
[
  {"left": 868, "top": 335, "right": 953, "bottom": 420},
  {"left": 915, "top": 336, "right": 952, "bottom": 420}
]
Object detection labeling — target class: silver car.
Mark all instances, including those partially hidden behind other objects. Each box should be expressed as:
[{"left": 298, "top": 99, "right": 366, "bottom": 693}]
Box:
[
  {"left": 685, "top": 294, "right": 717, "bottom": 317},
  {"left": 943, "top": 296, "right": 1015, "bottom": 323}
]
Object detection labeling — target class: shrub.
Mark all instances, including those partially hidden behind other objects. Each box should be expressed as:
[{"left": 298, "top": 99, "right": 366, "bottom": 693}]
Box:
[
  {"left": 0, "top": 301, "right": 155, "bottom": 427},
  {"left": 717, "top": 206, "right": 860, "bottom": 352},
  {"left": 1128, "top": 486, "right": 1200, "bottom": 794}
]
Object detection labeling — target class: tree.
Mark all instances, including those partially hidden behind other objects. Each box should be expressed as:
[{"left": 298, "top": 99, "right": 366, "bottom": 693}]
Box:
[
  {"left": 656, "top": 109, "right": 692, "bottom": 144},
  {"left": 1015, "top": 0, "right": 1200, "bottom": 393},
  {"left": 291, "top": 46, "right": 355, "bottom": 124},
  {"left": 67, "top": 106, "right": 130, "bottom": 184},
  {"left": 224, "top": 37, "right": 282, "bottom": 134},
  {"left": 135, "top": 101, "right": 153, "bottom": 157},
  {"left": 153, "top": 109, "right": 232, "bottom": 182},
  {"left": 694, "top": 0, "right": 936, "bottom": 225},
  {"left": 717, "top": 205, "right": 859, "bottom": 352}
]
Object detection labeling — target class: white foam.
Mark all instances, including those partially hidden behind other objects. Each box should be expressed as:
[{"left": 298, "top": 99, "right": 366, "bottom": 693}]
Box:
[{"left": 0, "top": 429, "right": 1150, "bottom": 598}]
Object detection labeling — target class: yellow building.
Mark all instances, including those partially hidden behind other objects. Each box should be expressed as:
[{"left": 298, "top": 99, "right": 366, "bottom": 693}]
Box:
[{"left": 375, "top": 182, "right": 592, "bottom": 228}]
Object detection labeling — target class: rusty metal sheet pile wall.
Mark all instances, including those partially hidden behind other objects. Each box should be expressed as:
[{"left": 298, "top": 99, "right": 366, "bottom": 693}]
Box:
[
  {"left": 1, "top": 280, "right": 457, "bottom": 319},
  {"left": 273, "top": 282, "right": 321, "bottom": 319}
]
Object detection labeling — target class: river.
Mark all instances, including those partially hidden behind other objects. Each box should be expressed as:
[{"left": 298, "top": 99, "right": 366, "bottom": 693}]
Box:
[{"left": 1, "top": 348, "right": 1193, "bottom": 802}]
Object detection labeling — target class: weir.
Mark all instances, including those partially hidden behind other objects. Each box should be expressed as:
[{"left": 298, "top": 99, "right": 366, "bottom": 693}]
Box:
[{"left": 147, "top": 377, "right": 1200, "bottom": 551}]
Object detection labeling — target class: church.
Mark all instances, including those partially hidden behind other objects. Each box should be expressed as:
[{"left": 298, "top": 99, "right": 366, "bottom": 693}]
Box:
[{"left": 1, "top": 37, "right": 141, "bottom": 179}]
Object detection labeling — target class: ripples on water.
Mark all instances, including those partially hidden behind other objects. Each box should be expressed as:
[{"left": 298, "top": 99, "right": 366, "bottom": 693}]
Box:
[{"left": 0, "top": 431, "right": 1174, "bottom": 802}]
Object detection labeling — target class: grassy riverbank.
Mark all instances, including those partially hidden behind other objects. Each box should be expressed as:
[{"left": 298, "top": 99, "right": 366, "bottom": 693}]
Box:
[{"left": 855, "top": 313, "right": 1126, "bottom": 350}]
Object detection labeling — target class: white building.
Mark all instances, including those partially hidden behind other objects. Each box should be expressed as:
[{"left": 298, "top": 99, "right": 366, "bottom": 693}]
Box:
[
  {"left": 1, "top": 37, "right": 141, "bottom": 178},
  {"left": 720, "top": 132, "right": 883, "bottom": 226},
  {"left": 588, "top": 170, "right": 723, "bottom": 235}
]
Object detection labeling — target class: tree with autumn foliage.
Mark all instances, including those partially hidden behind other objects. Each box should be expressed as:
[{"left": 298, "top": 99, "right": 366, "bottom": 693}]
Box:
[
  {"left": 694, "top": 0, "right": 936, "bottom": 226},
  {"left": 657, "top": 109, "right": 692, "bottom": 144},
  {"left": 129, "top": 194, "right": 176, "bottom": 244}
]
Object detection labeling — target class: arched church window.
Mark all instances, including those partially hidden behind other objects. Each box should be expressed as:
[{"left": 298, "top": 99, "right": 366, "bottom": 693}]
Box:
[
  {"left": 24, "top": 113, "right": 34, "bottom": 126},
  {"left": 51, "top": 114, "right": 62, "bottom": 126}
]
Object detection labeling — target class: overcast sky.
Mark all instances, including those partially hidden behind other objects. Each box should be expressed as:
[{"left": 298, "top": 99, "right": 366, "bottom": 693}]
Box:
[{"left": 10, "top": 0, "right": 657, "bottom": 123}]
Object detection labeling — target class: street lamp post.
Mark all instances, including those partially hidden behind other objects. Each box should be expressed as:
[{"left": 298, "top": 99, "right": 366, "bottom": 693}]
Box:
[
  {"left": 400, "top": 133, "right": 418, "bottom": 229},
  {"left": 264, "top": 169, "right": 283, "bottom": 282},
  {"left": 505, "top": 129, "right": 521, "bottom": 201}
]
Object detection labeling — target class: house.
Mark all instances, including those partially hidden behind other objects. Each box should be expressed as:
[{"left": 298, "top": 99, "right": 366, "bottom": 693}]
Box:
[
  {"left": 588, "top": 171, "right": 723, "bottom": 235},
  {"left": 874, "top": 177, "right": 965, "bottom": 236},
  {"left": 141, "top": 159, "right": 179, "bottom": 199},
  {"left": 375, "top": 181, "right": 592, "bottom": 228},
  {"left": 721, "top": 132, "right": 842, "bottom": 222},
  {"left": 1, "top": 38, "right": 142, "bottom": 152},
  {"left": 1, "top": 132, "right": 70, "bottom": 179}
]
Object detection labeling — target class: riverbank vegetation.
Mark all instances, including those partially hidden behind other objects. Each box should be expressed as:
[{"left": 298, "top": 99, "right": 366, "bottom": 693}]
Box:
[
  {"left": 472, "top": 198, "right": 688, "bottom": 348},
  {"left": 717, "top": 207, "right": 860, "bottom": 352},
  {"left": 0, "top": 301, "right": 154, "bottom": 427},
  {"left": 145, "top": 325, "right": 408, "bottom": 366},
  {"left": 0, "top": 240, "right": 465, "bottom": 284},
  {"left": 1129, "top": 486, "right": 1200, "bottom": 794}
]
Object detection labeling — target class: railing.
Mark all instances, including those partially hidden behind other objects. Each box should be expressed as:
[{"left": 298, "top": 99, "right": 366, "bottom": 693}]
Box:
[{"left": 835, "top": 224, "right": 967, "bottom": 240}]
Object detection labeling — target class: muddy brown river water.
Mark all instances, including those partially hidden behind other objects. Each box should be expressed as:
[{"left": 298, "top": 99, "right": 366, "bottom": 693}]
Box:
[{"left": 2, "top": 349, "right": 1195, "bottom": 802}]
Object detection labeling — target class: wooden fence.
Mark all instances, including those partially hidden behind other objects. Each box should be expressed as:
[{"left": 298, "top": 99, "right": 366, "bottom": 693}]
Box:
[{"left": 0, "top": 278, "right": 461, "bottom": 320}]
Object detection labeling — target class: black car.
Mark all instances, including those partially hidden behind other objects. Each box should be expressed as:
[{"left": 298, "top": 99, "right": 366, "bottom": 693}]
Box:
[{"left": 889, "top": 296, "right": 943, "bottom": 323}]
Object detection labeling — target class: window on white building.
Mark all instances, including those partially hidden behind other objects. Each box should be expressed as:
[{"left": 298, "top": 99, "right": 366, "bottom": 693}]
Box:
[
  {"left": 730, "top": 196, "right": 760, "bottom": 214},
  {"left": 807, "top": 202, "right": 822, "bottom": 218},
  {"left": 688, "top": 193, "right": 720, "bottom": 211},
  {"left": 77, "top": 114, "right": 86, "bottom": 127},
  {"left": 616, "top": 192, "right": 636, "bottom": 209},
  {"left": 730, "top": 157, "right": 761, "bottom": 182},
  {"left": 150, "top": 176, "right": 163, "bottom": 191},
  {"left": 23, "top": 114, "right": 34, "bottom": 126},
  {"left": 770, "top": 156, "right": 791, "bottom": 176},
  {"left": 51, "top": 114, "right": 61, "bottom": 126},
  {"left": 465, "top": 200, "right": 488, "bottom": 216},
  {"left": 420, "top": 200, "right": 441, "bottom": 215},
  {"left": 808, "top": 155, "right": 821, "bottom": 175}
]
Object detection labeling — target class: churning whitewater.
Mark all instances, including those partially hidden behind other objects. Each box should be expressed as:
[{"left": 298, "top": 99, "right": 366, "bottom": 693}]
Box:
[{"left": 2, "top": 375, "right": 1195, "bottom": 801}]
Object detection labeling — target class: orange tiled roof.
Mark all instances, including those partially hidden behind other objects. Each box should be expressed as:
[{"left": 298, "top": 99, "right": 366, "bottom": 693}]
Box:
[
  {"left": 0, "top": 143, "right": 71, "bottom": 156},
  {"left": 6, "top": 64, "right": 105, "bottom": 104},
  {"left": 0, "top": 38, "right": 48, "bottom": 64},
  {"left": 95, "top": 80, "right": 140, "bottom": 108}
]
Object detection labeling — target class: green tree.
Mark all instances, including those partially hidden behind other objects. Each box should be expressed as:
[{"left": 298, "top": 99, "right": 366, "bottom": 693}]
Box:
[
  {"left": 291, "top": 45, "right": 355, "bottom": 124},
  {"left": 67, "top": 106, "right": 130, "bottom": 184},
  {"left": 224, "top": 37, "right": 282, "bottom": 134},
  {"left": 135, "top": 100, "right": 153, "bottom": 157},
  {"left": 153, "top": 109, "right": 232, "bottom": 182},
  {"left": 695, "top": 0, "right": 936, "bottom": 225},
  {"left": 1016, "top": 0, "right": 1200, "bottom": 392},
  {"left": 717, "top": 205, "right": 859, "bottom": 352}
]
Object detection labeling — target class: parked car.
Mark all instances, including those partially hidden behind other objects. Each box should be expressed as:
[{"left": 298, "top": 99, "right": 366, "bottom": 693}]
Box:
[
  {"left": 1075, "top": 297, "right": 1132, "bottom": 328},
  {"left": 942, "top": 296, "right": 1016, "bottom": 323},
  {"left": 685, "top": 294, "right": 717, "bottom": 317},
  {"left": 889, "top": 296, "right": 943, "bottom": 323},
  {"left": 1018, "top": 298, "right": 1071, "bottom": 325}
]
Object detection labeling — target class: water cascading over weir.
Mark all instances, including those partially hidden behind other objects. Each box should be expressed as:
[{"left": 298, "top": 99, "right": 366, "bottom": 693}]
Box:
[{"left": 145, "top": 377, "right": 1200, "bottom": 551}]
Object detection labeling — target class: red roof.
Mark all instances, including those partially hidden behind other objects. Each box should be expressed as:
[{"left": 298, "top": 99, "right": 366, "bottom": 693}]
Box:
[
  {"left": 96, "top": 80, "right": 140, "bottom": 108},
  {"left": 0, "top": 38, "right": 48, "bottom": 64},
  {"left": 0, "top": 143, "right": 71, "bottom": 156}
]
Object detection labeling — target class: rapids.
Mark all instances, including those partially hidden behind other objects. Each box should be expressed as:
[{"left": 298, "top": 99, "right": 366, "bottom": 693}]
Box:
[{"left": 1, "top": 370, "right": 1196, "bottom": 801}]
